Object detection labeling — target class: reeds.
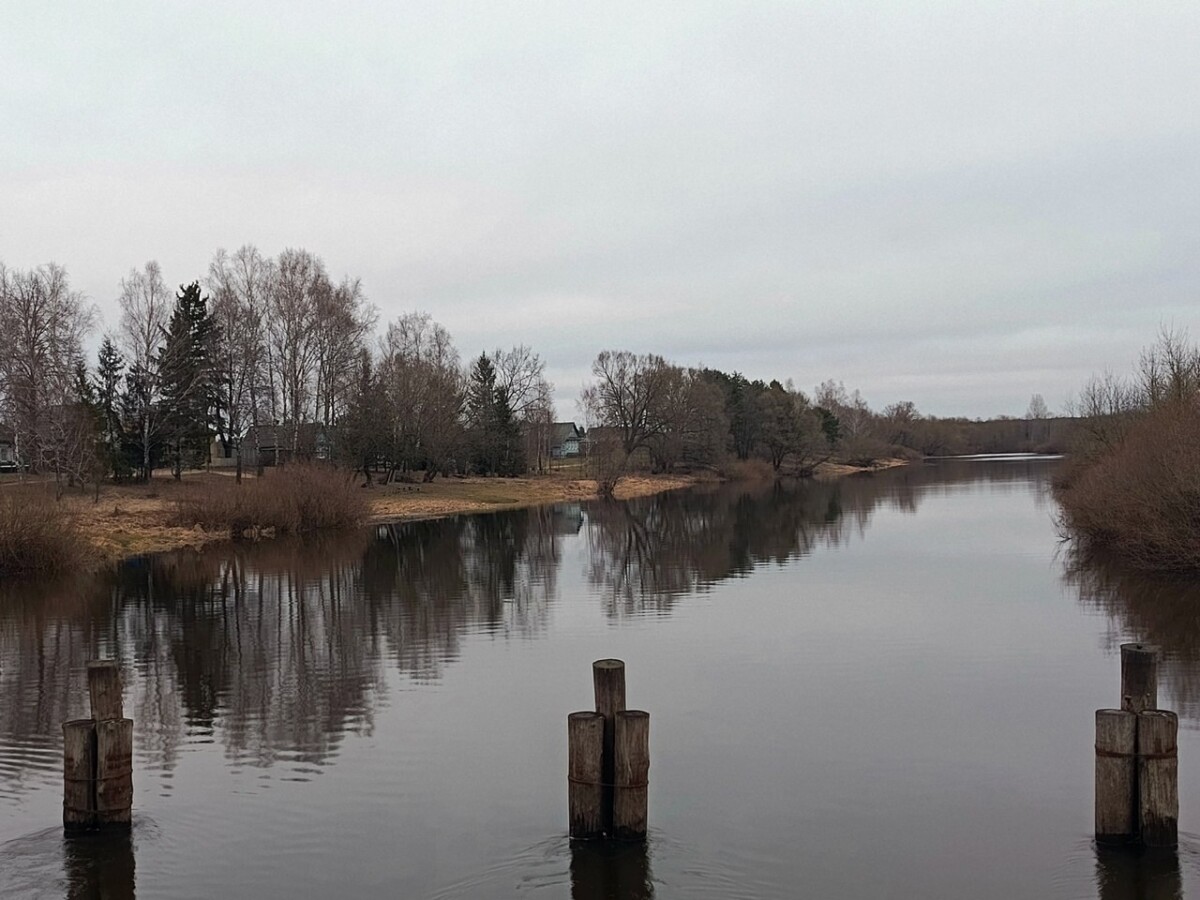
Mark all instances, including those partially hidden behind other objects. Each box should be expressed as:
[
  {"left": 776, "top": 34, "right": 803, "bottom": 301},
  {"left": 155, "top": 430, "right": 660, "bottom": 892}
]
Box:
[{"left": 173, "top": 464, "right": 368, "bottom": 538}]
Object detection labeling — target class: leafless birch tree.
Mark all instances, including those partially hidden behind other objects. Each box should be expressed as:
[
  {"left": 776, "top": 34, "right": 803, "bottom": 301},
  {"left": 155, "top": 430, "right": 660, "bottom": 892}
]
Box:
[{"left": 117, "top": 261, "right": 171, "bottom": 480}]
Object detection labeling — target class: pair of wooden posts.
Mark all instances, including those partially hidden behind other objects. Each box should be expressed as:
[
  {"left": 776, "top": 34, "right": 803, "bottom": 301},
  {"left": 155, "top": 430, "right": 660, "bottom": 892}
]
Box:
[
  {"left": 1095, "top": 643, "right": 1177, "bottom": 848},
  {"left": 568, "top": 659, "right": 650, "bottom": 841},
  {"left": 63, "top": 660, "right": 133, "bottom": 831}
]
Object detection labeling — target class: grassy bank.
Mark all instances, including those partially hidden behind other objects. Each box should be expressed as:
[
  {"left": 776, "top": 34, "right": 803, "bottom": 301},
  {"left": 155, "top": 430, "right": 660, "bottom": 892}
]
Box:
[{"left": 0, "top": 457, "right": 907, "bottom": 566}]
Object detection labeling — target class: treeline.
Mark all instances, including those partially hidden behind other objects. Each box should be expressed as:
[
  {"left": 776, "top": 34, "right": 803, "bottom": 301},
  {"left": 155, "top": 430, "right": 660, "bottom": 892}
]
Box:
[
  {"left": 577, "top": 350, "right": 1063, "bottom": 492},
  {"left": 0, "top": 249, "right": 554, "bottom": 488},
  {"left": 1, "top": 251, "right": 1063, "bottom": 493},
  {"left": 1055, "top": 329, "right": 1200, "bottom": 574}
]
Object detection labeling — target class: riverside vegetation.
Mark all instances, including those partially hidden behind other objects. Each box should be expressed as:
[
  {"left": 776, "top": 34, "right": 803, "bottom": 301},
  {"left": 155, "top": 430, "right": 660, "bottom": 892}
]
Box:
[
  {"left": 1055, "top": 329, "right": 1200, "bottom": 575},
  {"left": 1, "top": 249, "right": 1067, "bottom": 574}
]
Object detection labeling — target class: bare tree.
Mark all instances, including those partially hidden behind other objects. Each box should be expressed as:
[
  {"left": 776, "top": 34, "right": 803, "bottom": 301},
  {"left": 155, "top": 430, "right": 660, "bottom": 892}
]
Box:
[
  {"left": 581, "top": 351, "right": 674, "bottom": 456},
  {"left": 1137, "top": 326, "right": 1200, "bottom": 409},
  {"left": 207, "top": 246, "right": 271, "bottom": 479},
  {"left": 379, "top": 312, "right": 463, "bottom": 480},
  {"left": 0, "top": 263, "right": 95, "bottom": 477},
  {"left": 645, "top": 367, "right": 727, "bottom": 472},
  {"left": 313, "top": 275, "right": 375, "bottom": 428},
  {"left": 117, "top": 261, "right": 171, "bottom": 480},
  {"left": 491, "top": 344, "right": 554, "bottom": 473},
  {"left": 267, "top": 248, "right": 323, "bottom": 453}
]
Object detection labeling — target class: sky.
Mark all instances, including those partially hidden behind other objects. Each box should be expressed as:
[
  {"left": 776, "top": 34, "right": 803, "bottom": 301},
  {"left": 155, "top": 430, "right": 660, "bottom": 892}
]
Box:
[{"left": 2, "top": 1, "right": 1198, "bottom": 420}]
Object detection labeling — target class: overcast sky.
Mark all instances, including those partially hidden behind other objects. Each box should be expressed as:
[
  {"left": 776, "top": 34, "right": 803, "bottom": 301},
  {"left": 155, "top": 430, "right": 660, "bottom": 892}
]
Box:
[{"left": 3, "top": 2, "right": 1198, "bottom": 419}]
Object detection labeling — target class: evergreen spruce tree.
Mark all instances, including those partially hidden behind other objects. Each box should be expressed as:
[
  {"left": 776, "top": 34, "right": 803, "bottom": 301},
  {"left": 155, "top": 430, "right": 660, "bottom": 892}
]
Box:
[
  {"left": 492, "top": 384, "right": 525, "bottom": 476},
  {"left": 159, "top": 282, "right": 217, "bottom": 479},
  {"left": 466, "top": 353, "right": 499, "bottom": 474},
  {"left": 94, "top": 338, "right": 130, "bottom": 481},
  {"left": 340, "top": 349, "right": 386, "bottom": 484}
]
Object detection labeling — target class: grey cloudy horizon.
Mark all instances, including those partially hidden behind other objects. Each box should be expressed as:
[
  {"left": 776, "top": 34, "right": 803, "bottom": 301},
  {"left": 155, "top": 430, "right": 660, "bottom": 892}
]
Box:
[{"left": 3, "top": 1, "right": 1198, "bottom": 420}]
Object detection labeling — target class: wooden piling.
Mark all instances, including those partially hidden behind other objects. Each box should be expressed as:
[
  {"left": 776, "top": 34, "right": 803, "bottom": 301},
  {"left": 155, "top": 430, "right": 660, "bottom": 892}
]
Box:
[
  {"left": 1095, "top": 708, "right": 1137, "bottom": 843},
  {"left": 568, "top": 712, "right": 605, "bottom": 840},
  {"left": 1120, "top": 643, "right": 1158, "bottom": 714},
  {"left": 613, "top": 710, "right": 649, "bottom": 841},
  {"left": 592, "top": 659, "right": 626, "bottom": 831},
  {"left": 87, "top": 661, "right": 123, "bottom": 721},
  {"left": 63, "top": 719, "right": 96, "bottom": 831},
  {"left": 95, "top": 718, "right": 134, "bottom": 828},
  {"left": 1137, "top": 709, "right": 1178, "bottom": 848},
  {"left": 65, "top": 661, "right": 132, "bottom": 831}
]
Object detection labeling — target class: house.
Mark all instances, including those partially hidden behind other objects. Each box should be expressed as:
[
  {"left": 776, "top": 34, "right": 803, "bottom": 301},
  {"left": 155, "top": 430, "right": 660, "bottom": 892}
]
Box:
[
  {"left": 242, "top": 424, "right": 334, "bottom": 468},
  {"left": 0, "top": 424, "right": 17, "bottom": 472},
  {"left": 549, "top": 422, "right": 584, "bottom": 459}
]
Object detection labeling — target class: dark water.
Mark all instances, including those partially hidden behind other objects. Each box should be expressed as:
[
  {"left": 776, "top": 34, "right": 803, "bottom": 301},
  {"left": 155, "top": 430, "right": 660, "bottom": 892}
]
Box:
[{"left": 0, "top": 458, "right": 1196, "bottom": 898}]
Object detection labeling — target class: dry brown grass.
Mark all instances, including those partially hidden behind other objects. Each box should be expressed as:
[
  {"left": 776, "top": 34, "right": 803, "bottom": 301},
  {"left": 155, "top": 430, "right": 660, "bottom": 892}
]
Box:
[
  {"left": 1056, "top": 400, "right": 1200, "bottom": 573},
  {"left": 172, "top": 464, "right": 368, "bottom": 538},
  {"left": 0, "top": 487, "right": 89, "bottom": 574}
]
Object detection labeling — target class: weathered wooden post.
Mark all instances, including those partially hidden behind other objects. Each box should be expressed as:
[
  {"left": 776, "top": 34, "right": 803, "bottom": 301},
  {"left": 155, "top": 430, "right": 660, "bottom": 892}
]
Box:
[
  {"left": 1137, "top": 710, "right": 1178, "bottom": 848},
  {"left": 613, "top": 710, "right": 650, "bottom": 841},
  {"left": 1095, "top": 709, "right": 1137, "bottom": 844},
  {"left": 568, "top": 712, "right": 605, "bottom": 840},
  {"left": 63, "top": 660, "right": 132, "bottom": 830},
  {"left": 592, "top": 659, "right": 626, "bottom": 832},
  {"left": 63, "top": 719, "right": 97, "bottom": 831},
  {"left": 87, "top": 660, "right": 124, "bottom": 721},
  {"left": 1095, "top": 644, "right": 1178, "bottom": 849},
  {"left": 95, "top": 718, "right": 134, "bottom": 827},
  {"left": 1120, "top": 643, "right": 1158, "bottom": 714},
  {"left": 570, "top": 660, "right": 650, "bottom": 841}
]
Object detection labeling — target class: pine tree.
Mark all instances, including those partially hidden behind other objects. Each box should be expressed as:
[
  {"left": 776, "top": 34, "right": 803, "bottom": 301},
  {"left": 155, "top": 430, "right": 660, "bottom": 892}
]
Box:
[
  {"left": 94, "top": 338, "right": 129, "bottom": 481},
  {"left": 492, "top": 384, "right": 525, "bottom": 476},
  {"left": 159, "top": 282, "right": 217, "bottom": 479},
  {"left": 340, "top": 349, "right": 387, "bottom": 483},
  {"left": 466, "top": 353, "right": 499, "bottom": 474}
]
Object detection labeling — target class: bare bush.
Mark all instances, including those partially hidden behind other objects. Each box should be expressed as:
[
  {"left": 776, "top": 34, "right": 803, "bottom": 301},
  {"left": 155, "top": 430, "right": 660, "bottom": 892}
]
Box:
[
  {"left": 1056, "top": 399, "right": 1200, "bottom": 573},
  {"left": 0, "top": 490, "right": 88, "bottom": 574},
  {"left": 173, "top": 465, "right": 368, "bottom": 538}
]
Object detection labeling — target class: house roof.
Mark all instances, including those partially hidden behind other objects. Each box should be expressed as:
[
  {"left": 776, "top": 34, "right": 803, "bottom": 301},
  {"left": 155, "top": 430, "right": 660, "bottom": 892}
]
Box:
[
  {"left": 244, "top": 423, "right": 332, "bottom": 447},
  {"left": 551, "top": 422, "right": 582, "bottom": 444},
  {"left": 0, "top": 424, "right": 14, "bottom": 443}
]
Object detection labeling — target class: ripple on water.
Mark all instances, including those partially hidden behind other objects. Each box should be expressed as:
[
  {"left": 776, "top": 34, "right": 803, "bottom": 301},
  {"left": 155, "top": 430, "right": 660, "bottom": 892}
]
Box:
[{"left": 0, "top": 733, "right": 62, "bottom": 801}]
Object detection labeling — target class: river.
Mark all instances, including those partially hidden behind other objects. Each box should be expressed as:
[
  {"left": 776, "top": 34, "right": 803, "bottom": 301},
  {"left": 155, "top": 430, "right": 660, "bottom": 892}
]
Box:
[{"left": 0, "top": 456, "right": 1195, "bottom": 898}]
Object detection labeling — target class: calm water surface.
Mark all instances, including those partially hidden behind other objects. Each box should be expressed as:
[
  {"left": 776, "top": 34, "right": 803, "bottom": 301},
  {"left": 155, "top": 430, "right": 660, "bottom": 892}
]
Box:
[{"left": 1, "top": 458, "right": 1197, "bottom": 898}]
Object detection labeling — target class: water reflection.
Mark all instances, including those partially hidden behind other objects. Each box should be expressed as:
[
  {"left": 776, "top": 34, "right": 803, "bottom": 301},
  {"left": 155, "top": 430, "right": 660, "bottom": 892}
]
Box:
[
  {"left": 64, "top": 829, "right": 137, "bottom": 900},
  {"left": 1094, "top": 844, "right": 1182, "bottom": 900},
  {"left": 0, "top": 461, "right": 1058, "bottom": 794},
  {"left": 569, "top": 842, "right": 653, "bottom": 900},
  {"left": 583, "top": 458, "right": 1056, "bottom": 610},
  {"left": 1065, "top": 549, "right": 1200, "bottom": 721}
]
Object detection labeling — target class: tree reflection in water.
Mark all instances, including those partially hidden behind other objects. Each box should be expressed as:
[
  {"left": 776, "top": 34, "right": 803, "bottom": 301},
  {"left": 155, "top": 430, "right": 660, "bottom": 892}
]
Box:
[
  {"left": 0, "top": 511, "right": 564, "bottom": 789},
  {"left": 1064, "top": 547, "right": 1200, "bottom": 721},
  {"left": 583, "top": 471, "right": 930, "bottom": 613},
  {"left": 0, "top": 460, "right": 1054, "bottom": 791}
]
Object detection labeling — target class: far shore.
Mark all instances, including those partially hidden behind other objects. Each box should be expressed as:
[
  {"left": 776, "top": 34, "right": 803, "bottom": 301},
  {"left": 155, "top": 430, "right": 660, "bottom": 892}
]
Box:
[{"left": 3, "top": 457, "right": 907, "bottom": 566}]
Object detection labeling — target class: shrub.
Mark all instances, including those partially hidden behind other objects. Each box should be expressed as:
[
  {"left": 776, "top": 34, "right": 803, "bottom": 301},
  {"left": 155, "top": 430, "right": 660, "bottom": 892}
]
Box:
[
  {"left": 173, "top": 464, "right": 368, "bottom": 538},
  {"left": 0, "top": 490, "right": 88, "bottom": 574},
  {"left": 1055, "top": 399, "right": 1200, "bottom": 573}
]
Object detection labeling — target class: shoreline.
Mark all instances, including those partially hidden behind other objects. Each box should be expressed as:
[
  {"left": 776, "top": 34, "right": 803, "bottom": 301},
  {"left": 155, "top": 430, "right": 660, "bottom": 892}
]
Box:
[{"left": 28, "top": 459, "right": 907, "bottom": 566}]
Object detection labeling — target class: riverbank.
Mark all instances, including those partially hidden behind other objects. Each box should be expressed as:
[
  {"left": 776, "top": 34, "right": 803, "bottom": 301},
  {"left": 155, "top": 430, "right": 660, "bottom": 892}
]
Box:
[{"left": 2, "top": 458, "right": 907, "bottom": 566}]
